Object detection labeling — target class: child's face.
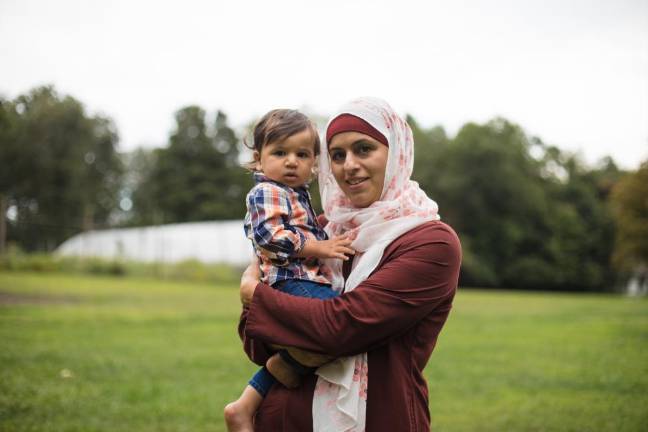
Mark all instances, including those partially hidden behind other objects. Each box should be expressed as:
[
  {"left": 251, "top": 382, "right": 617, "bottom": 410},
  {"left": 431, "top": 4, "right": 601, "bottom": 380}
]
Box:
[{"left": 255, "top": 128, "right": 317, "bottom": 189}]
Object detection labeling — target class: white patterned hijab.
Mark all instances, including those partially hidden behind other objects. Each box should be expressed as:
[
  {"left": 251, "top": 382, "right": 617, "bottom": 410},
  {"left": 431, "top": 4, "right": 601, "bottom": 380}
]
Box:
[{"left": 312, "top": 97, "right": 440, "bottom": 431}]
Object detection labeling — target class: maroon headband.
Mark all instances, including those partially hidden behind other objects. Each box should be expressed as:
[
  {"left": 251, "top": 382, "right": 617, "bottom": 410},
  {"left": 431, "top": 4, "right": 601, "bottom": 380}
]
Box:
[{"left": 326, "top": 114, "right": 388, "bottom": 147}]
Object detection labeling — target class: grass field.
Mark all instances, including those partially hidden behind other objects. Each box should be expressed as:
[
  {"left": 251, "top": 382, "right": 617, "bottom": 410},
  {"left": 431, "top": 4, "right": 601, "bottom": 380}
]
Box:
[{"left": 1, "top": 272, "right": 646, "bottom": 431}]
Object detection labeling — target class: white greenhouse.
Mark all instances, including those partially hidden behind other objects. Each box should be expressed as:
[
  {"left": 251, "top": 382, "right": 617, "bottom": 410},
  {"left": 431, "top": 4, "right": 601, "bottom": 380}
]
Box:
[{"left": 56, "top": 220, "right": 253, "bottom": 265}]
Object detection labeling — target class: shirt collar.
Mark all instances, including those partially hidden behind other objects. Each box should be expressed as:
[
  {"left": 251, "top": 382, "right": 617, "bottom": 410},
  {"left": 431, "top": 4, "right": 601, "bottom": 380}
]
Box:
[{"left": 253, "top": 171, "right": 310, "bottom": 191}]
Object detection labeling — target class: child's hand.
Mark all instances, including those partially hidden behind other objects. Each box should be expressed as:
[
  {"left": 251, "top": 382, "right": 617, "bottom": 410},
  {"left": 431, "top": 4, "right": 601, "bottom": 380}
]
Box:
[
  {"left": 296, "top": 235, "right": 355, "bottom": 260},
  {"left": 313, "top": 235, "right": 355, "bottom": 260}
]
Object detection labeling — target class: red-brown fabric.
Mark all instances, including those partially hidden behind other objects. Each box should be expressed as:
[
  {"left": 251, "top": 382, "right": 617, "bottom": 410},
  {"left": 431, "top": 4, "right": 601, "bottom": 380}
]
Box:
[
  {"left": 326, "top": 113, "right": 389, "bottom": 147},
  {"left": 238, "top": 220, "right": 461, "bottom": 431}
]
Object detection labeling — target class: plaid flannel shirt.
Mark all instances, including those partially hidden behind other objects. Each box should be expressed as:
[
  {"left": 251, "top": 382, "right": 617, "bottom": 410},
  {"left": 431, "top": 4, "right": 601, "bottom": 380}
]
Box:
[{"left": 244, "top": 172, "right": 330, "bottom": 287}]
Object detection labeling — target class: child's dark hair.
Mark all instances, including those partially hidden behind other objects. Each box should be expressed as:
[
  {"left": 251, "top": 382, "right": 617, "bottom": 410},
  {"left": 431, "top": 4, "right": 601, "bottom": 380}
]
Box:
[{"left": 244, "top": 109, "right": 320, "bottom": 171}]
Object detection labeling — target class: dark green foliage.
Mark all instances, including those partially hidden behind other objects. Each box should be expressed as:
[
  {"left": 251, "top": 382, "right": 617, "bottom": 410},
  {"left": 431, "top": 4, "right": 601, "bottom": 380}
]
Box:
[
  {"left": 0, "top": 86, "right": 123, "bottom": 251},
  {"left": 540, "top": 155, "right": 621, "bottom": 290},
  {"left": 130, "top": 107, "right": 252, "bottom": 224},
  {"left": 610, "top": 161, "right": 648, "bottom": 274},
  {"left": 410, "top": 116, "right": 624, "bottom": 291},
  {"left": 124, "top": 148, "right": 160, "bottom": 225}
]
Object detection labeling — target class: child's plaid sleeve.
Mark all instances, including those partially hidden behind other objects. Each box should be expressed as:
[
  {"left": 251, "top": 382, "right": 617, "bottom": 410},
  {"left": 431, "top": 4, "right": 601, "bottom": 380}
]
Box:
[{"left": 246, "top": 183, "right": 306, "bottom": 267}]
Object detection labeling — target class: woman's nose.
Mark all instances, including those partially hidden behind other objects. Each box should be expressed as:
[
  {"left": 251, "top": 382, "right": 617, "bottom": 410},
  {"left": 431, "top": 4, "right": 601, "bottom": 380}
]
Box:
[{"left": 344, "top": 153, "right": 359, "bottom": 171}]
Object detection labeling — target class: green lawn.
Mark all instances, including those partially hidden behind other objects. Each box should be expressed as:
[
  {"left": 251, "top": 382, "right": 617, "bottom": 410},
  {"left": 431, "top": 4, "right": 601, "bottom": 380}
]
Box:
[{"left": 0, "top": 272, "right": 646, "bottom": 431}]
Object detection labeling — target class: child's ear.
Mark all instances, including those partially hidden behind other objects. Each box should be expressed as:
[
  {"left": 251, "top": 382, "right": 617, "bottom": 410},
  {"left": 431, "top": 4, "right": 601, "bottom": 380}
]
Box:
[{"left": 253, "top": 151, "right": 262, "bottom": 171}]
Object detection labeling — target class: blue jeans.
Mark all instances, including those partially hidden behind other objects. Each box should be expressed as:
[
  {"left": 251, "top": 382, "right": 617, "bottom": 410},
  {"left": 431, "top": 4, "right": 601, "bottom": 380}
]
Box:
[{"left": 248, "top": 279, "right": 338, "bottom": 397}]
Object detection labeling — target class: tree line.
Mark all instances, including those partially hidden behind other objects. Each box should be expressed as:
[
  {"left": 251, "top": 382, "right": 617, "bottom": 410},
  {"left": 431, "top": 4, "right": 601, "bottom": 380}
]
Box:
[{"left": 1, "top": 86, "right": 646, "bottom": 291}]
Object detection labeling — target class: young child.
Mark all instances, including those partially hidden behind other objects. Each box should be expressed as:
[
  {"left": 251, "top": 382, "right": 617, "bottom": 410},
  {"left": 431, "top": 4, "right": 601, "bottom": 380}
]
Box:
[{"left": 224, "top": 109, "right": 354, "bottom": 432}]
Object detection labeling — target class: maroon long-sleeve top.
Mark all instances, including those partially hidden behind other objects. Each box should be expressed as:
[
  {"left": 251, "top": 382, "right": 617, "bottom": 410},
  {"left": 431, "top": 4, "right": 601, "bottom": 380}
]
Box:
[{"left": 239, "top": 220, "right": 461, "bottom": 431}]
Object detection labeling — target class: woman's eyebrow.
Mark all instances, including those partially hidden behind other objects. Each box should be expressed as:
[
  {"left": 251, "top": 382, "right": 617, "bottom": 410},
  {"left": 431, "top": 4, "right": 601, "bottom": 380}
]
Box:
[{"left": 352, "top": 139, "right": 374, "bottom": 146}]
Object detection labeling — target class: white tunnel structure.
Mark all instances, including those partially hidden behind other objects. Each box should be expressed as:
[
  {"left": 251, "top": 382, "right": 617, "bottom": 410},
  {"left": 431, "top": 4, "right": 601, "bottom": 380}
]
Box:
[{"left": 56, "top": 220, "right": 253, "bottom": 265}]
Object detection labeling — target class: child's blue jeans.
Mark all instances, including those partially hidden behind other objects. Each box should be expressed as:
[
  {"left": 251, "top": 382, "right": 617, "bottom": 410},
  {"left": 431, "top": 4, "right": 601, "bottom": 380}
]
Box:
[{"left": 248, "top": 279, "right": 338, "bottom": 397}]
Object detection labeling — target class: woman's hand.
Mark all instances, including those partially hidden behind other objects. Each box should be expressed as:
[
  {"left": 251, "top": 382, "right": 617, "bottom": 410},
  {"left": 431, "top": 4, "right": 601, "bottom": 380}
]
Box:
[{"left": 240, "top": 257, "right": 261, "bottom": 305}]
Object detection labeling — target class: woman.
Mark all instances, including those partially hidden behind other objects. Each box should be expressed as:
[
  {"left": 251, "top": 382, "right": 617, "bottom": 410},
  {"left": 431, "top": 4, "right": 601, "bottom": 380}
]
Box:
[{"left": 237, "top": 97, "right": 461, "bottom": 431}]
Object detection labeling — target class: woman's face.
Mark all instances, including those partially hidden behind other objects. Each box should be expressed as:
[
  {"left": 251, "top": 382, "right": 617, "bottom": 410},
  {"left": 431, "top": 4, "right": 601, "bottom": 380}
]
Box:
[{"left": 328, "top": 131, "right": 389, "bottom": 208}]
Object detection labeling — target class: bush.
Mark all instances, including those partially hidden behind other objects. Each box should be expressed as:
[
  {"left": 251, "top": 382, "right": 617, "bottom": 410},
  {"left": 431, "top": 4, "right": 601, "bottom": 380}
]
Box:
[
  {"left": 503, "top": 256, "right": 562, "bottom": 290},
  {"left": 81, "top": 257, "right": 127, "bottom": 276},
  {"left": 459, "top": 245, "right": 499, "bottom": 288},
  {"left": 0, "top": 247, "right": 62, "bottom": 272},
  {"left": 0, "top": 249, "right": 240, "bottom": 285}
]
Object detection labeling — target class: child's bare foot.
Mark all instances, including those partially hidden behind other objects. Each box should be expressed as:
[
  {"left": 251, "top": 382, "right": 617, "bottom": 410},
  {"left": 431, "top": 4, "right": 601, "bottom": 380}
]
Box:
[
  {"left": 224, "top": 386, "right": 261, "bottom": 432},
  {"left": 266, "top": 353, "right": 301, "bottom": 388},
  {"left": 224, "top": 401, "right": 253, "bottom": 432}
]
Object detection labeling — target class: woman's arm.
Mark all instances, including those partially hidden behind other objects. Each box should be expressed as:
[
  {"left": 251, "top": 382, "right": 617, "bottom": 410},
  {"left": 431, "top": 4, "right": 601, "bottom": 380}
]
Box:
[
  {"left": 243, "top": 223, "right": 461, "bottom": 358},
  {"left": 237, "top": 259, "right": 274, "bottom": 365},
  {"left": 237, "top": 258, "right": 335, "bottom": 367},
  {"left": 238, "top": 305, "right": 273, "bottom": 366}
]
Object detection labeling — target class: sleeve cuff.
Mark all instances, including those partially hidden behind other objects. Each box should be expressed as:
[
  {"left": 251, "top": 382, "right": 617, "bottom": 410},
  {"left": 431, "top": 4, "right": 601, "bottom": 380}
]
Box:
[
  {"left": 294, "top": 230, "right": 307, "bottom": 254},
  {"left": 245, "top": 282, "right": 270, "bottom": 340}
]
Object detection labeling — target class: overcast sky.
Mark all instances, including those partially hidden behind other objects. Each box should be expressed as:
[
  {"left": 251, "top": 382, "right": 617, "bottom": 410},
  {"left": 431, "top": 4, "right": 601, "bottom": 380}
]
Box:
[{"left": 1, "top": 0, "right": 647, "bottom": 169}]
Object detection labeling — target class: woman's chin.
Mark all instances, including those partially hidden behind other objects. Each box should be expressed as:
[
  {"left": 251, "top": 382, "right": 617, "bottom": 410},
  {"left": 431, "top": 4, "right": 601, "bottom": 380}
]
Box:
[{"left": 347, "top": 194, "right": 375, "bottom": 208}]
